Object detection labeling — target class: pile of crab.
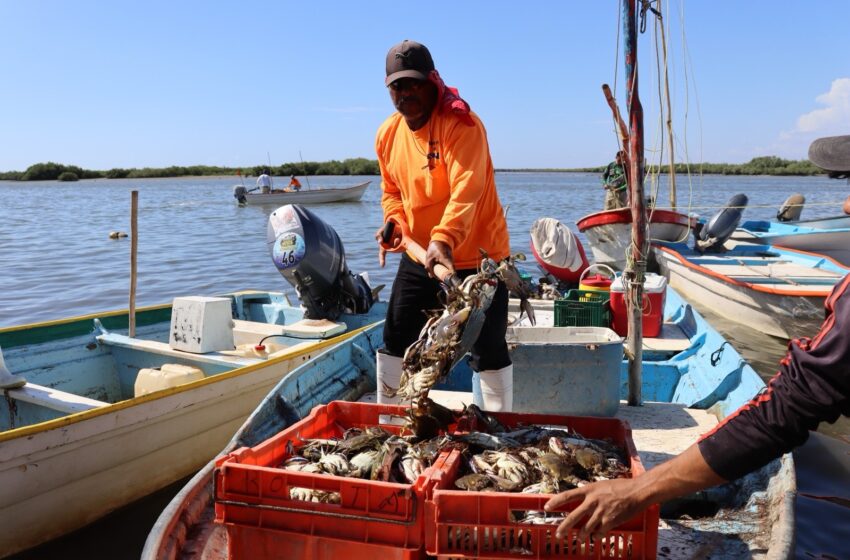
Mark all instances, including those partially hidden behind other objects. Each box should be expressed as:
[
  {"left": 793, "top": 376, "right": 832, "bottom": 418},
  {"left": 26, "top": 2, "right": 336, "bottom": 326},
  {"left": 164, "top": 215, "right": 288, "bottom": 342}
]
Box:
[
  {"left": 280, "top": 403, "right": 629, "bottom": 510},
  {"left": 385, "top": 252, "right": 535, "bottom": 405}
]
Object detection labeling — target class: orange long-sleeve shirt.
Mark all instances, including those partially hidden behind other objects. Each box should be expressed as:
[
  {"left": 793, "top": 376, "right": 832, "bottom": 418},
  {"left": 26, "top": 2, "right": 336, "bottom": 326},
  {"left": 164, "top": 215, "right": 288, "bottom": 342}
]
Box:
[{"left": 375, "top": 110, "right": 510, "bottom": 270}]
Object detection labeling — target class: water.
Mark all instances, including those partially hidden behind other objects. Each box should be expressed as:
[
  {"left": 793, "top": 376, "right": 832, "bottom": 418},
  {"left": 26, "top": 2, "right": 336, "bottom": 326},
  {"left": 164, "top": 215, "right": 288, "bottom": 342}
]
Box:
[{"left": 2, "top": 173, "right": 849, "bottom": 558}]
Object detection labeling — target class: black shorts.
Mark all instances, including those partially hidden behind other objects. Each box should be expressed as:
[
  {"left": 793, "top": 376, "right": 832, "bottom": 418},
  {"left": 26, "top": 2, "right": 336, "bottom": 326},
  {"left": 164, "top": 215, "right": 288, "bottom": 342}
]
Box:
[{"left": 383, "top": 253, "right": 511, "bottom": 371}]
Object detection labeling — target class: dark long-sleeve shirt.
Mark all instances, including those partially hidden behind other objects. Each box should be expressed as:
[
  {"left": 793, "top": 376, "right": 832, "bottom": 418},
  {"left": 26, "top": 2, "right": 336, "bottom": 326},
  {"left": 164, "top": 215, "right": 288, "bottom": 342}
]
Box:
[{"left": 698, "top": 274, "right": 850, "bottom": 481}]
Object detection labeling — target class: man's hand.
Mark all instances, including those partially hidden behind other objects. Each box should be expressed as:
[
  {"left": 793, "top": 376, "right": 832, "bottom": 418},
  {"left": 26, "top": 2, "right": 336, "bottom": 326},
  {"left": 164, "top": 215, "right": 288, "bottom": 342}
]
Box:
[
  {"left": 543, "top": 478, "right": 646, "bottom": 541},
  {"left": 424, "top": 240, "right": 455, "bottom": 278},
  {"left": 374, "top": 218, "right": 409, "bottom": 268},
  {"left": 544, "top": 444, "right": 726, "bottom": 542}
]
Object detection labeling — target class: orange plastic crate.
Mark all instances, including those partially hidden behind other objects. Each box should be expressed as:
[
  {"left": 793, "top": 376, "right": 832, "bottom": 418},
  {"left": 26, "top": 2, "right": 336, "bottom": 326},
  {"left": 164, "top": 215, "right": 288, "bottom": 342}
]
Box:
[
  {"left": 227, "top": 524, "right": 427, "bottom": 560},
  {"left": 214, "top": 401, "right": 460, "bottom": 553},
  {"left": 425, "top": 410, "right": 659, "bottom": 559}
]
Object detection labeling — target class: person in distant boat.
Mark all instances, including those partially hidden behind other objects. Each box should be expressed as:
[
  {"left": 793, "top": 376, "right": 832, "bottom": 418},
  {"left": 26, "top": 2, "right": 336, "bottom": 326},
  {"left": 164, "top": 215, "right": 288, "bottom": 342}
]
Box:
[
  {"left": 373, "top": 40, "right": 513, "bottom": 411},
  {"left": 544, "top": 134, "right": 850, "bottom": 543},
  {"left": 257, "top": 169, "right": 272, "bottom": 194},
  {"left": 602, "top": 150, "right": 628, "bottom": 210},
  {"left": 288, "top": 175, "right": 302, "bottom": 192}
]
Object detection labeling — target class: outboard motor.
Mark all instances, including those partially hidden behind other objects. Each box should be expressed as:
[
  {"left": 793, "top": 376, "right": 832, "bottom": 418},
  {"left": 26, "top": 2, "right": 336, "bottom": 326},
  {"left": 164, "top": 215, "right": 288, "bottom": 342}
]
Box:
[
  {"left": 776, "top": 193, "right": 805, "bottom": 222},
  {"left": 233, "top": 185, "right": 248, "bottom": 204},
  {"left": 695, "top": 193, "right": 748, "bottom": 253},
  {"left": 267, "top": 204, "right": 375, "bottom": 319}
]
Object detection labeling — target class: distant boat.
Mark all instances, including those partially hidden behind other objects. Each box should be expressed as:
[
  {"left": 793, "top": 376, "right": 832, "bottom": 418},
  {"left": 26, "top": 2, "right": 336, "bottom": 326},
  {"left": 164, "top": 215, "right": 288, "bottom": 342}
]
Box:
[
  {"left": 733, "top": 219, "right": 850, "bottom": 266},
  {"left": 233, "top": 181, "right": 370, "bottom": 205},
  {"left": 0, "top": 291, "right": 386, "bottom": 557},
  {"left": 655, "top": 240, "right": 849, "bottom": 339},
  {"left": 142, "top": 286, "right": 796, "bottom": 559},
  {"left": 577, "top": 207, "right": 696, "bottom": 270}
]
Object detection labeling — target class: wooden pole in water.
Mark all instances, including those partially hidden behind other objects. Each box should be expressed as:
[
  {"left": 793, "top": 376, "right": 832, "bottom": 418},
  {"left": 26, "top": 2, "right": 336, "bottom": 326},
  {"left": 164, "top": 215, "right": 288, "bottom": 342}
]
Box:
[
  {"left": 624, "top": 0, "right": 646, "bottom": 406},
  {"left": 129, "top": 190, "right": 138, "bottom": 338}
]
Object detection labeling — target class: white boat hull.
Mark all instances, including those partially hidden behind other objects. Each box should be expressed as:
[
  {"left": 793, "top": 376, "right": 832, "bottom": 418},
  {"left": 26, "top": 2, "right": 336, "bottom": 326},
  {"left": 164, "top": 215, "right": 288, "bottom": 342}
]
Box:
[
  {"left": 240, "top": 181, "right": 370, "bottom": 205},
  {"left": 654, "top": 248, "right": 828, "bottom": 339},
  {"left": 582, "top": 220, "right": 691, "bottom": 270},
  {"left": 0, "top": 343, "right": 339, "bottom": 556}
]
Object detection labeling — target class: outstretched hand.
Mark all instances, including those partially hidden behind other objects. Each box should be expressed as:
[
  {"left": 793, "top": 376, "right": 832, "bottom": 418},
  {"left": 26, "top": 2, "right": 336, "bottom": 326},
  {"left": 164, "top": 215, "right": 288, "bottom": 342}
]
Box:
[{"left": 544, "top": 478, "right": 645, "bottom": 541}]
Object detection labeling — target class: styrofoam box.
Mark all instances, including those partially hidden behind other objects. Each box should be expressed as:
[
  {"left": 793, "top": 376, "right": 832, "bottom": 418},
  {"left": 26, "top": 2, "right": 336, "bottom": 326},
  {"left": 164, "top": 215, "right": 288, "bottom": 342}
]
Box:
[{"left": 169, "top": 296, "right": 234, "bottom": 353}]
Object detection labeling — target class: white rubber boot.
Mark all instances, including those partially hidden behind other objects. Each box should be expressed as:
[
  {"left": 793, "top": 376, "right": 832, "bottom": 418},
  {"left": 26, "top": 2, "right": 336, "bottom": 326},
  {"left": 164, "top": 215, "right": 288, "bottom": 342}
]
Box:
[
  {"left": 479, "top": 365, "right": 513, "bottom": 412},
  {"left": 0, "top": 346, "right": 26, "bottom": 390},
  {"left": 376, "top": 352, "right": 404, "bottom": 405}
]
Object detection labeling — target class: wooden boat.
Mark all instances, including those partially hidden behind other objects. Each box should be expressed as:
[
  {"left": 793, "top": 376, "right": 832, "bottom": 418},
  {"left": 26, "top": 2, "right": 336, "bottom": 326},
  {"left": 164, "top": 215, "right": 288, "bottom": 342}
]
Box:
[
  {"left": 142, "top": 286, "right": 796, "bottom": 559},
  {"left": 733, "top": 219, "right": 850, "bottom": 266},
  {"left": 576, "top": 208, "right": 695, "bottom": 270},
  {"left": 654, "top": 240, "right": 849, "bottom": 339},
  {"left": 234, "top": 181, "right": 370, "bottom": 205},
  {"left": 0, "top": 291, "right": 386, "bottom": 558}
]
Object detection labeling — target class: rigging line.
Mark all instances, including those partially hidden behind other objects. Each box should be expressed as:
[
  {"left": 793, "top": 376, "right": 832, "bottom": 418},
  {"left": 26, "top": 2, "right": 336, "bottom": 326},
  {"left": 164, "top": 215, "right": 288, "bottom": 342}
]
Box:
[{"left": 611, "top": 1, "right": 624, "bottom": 154}]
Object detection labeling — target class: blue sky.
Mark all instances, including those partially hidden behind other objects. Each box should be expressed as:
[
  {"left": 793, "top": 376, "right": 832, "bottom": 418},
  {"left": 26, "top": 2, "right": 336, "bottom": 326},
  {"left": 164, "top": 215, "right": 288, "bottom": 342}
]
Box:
[{"left": 1, "top": 1, "right": 848, "bottom": 171}]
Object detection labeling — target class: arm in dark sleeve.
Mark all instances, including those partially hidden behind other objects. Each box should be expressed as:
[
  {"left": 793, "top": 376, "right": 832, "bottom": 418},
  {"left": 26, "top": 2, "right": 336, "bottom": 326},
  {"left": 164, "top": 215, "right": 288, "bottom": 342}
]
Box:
[{"left": 698, "top": 274, "right": 850, "bottom": 481}]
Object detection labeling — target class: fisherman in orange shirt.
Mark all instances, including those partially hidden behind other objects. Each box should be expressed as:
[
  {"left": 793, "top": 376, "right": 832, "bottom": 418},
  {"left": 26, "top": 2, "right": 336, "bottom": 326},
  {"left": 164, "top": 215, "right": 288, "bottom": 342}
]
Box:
[{"left": 374, "top": 40, "right": 514, "bottom": 411}]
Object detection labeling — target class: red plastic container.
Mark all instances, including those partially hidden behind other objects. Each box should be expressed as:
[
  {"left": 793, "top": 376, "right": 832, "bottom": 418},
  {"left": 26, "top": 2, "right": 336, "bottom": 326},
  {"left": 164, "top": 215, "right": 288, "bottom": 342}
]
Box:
[
  {"left": 214, "top": 401, "right": 460, "bottom": 558},
  {"left": 425, "top": 410, "right": 659, "bottom": 559},
  {"left": 609, "top": 273, "right": 667, "bottom": 338},
  {"left": 227, "top": 525, "right": 427, "bottom": 560}
]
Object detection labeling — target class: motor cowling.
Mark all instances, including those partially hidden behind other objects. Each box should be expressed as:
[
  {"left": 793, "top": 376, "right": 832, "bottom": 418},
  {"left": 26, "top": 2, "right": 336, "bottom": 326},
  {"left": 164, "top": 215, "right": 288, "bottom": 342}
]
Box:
[
  {"left": 776, "top": 193, "right": 805, "bottom": 222},
  {"left": 233, "top": 185, "right": 248, "bottom": 204},
  {"left": 696, "top": 193, "right": 748, "bottom": 253},
  {"left": 267, "top": 204, "right": 374, "bottom": 319}
]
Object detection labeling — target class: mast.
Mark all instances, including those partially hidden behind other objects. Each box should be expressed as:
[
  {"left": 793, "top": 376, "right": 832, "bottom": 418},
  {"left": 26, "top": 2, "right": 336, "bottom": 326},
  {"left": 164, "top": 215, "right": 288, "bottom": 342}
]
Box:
[{"left": 624, "top": 0, "right": 646, "bottom": 406}]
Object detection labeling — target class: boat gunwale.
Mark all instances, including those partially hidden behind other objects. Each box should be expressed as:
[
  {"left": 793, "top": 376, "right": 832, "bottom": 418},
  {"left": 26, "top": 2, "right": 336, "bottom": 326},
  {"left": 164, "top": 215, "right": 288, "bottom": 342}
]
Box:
[
  {"left": 576, "top": 207, "right": 696, "bottom": 231},
  {"left": 0, "top": 313, "right": 378, "bottom": 444}
]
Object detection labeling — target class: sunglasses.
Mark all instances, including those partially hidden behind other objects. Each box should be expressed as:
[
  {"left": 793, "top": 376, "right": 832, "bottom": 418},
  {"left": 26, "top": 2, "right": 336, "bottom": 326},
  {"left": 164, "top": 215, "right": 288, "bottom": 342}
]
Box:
[{"left": 388, "top": 78, "right": 426, "bottom": 92}]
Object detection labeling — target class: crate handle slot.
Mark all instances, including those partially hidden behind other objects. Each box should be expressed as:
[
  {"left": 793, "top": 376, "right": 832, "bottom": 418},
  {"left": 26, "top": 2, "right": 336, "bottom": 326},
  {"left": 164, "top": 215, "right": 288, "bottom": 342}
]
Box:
[{"left": 215, "top": 497, "right": 419, "bottom": 526}]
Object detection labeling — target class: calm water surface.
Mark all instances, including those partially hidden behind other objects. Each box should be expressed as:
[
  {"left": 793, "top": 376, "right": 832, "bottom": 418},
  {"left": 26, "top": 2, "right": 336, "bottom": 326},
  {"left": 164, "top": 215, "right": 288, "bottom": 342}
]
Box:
[{"left": 2, "top": 173, "right": 849, "bottom": 558}]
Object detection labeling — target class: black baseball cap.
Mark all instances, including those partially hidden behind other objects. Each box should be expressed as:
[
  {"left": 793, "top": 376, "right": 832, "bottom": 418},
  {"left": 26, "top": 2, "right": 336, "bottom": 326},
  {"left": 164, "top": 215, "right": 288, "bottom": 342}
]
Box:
[{"left": 385, "top": 40, "right": 434, "bottom": 86}]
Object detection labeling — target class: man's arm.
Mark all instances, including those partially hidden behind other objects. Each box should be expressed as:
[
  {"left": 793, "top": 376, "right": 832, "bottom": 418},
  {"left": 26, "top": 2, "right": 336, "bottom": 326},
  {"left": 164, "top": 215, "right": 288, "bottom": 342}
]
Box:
[
  {"left": 429, "top": 116, "right": 491, "bottom": 251},
  {"left": 544, "top": 444, "right": 724, "bottom": 540},
  {"left": 698, "top": 273, "right": 850, "bottom": 480}
]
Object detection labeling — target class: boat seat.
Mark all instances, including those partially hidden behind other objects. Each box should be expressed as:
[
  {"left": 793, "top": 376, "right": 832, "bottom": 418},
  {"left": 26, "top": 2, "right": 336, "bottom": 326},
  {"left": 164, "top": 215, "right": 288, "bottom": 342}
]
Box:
[
  {"left": 96, "top": 333, "right": 259, "bottom": 367},
  {"left": 6, "top": 383, "right": 109, "bottom": 414},
  {"left": 642, "top": 323, "right": 691, "bottom": 353}
]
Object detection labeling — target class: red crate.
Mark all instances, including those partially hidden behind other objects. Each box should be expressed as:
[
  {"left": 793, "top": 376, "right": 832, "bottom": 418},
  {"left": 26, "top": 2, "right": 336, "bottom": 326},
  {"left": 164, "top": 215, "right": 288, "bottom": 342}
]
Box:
[
  {"left": 227, "top": 524, "right": 426, "bottom": 560},
  {"left": 214, "top": 401, "right": 461, "bottom": 554},
  {"left": 425, "top": 410, "right": 660, "bottom": 559}
]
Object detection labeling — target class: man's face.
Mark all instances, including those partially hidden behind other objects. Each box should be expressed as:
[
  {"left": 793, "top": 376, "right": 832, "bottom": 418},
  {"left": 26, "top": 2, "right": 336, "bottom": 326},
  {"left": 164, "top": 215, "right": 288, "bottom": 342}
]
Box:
[{"left": 388, "top": 78, "right": 437, "bottom": 125}]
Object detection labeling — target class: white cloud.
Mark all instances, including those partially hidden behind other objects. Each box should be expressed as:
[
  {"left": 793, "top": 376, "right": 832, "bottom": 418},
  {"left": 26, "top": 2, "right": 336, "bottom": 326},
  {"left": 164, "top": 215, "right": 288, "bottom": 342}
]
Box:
[
  {"left": 795, "top": 78, "right": 850, "bottom": 134},
  {"left": 768, "top": 78, "right": 850, "bottom": 159}
]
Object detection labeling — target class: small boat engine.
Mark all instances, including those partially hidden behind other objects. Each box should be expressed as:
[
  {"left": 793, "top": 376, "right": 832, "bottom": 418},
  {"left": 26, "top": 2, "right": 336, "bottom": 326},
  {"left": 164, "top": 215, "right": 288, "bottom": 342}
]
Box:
[
  {"left": 233, "top": 185, "right": 248, "bottom": 204},
  {"left": 776, "top": 193, "right": 805, "bottom": 222},
  {"left": 267, "top": 204, "right": 375, "bottom": 319},
  {"left": 695, "top": 193, "right": 748, "bottom": 253}
]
